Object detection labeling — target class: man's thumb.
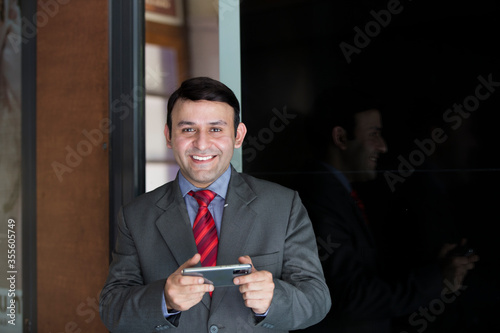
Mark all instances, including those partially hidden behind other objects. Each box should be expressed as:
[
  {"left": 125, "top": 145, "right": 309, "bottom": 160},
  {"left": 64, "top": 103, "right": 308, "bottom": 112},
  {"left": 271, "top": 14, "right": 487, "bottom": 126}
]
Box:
[{"left": 177, "top": 253, "right": 201, "bottom": 272}]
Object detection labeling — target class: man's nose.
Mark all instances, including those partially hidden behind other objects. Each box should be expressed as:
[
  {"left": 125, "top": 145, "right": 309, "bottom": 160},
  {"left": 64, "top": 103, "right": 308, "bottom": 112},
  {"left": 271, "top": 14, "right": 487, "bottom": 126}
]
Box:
[
  {"left": 378, "top": 136, "right": 388, "bottom": 153},
  {"left": 194, "top": 131, "right": 210, "bottom": 150}
]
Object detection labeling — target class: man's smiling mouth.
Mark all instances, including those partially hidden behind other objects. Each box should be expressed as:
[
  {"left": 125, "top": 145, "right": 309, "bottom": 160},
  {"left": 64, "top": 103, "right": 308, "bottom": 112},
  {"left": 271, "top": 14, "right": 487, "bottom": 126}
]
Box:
[{"left": 192, "top": 155, "right": 215, "bottom": 161}]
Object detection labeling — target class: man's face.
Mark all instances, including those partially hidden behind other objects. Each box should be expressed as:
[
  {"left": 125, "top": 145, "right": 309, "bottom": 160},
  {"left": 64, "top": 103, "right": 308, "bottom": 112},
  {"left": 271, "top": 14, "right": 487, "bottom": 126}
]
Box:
[
  {"left": 345, "top": 109, "right": 387, "bottom": 182},
  {"left": 165, "top": 99, "right": 247, "bottom": 188}
]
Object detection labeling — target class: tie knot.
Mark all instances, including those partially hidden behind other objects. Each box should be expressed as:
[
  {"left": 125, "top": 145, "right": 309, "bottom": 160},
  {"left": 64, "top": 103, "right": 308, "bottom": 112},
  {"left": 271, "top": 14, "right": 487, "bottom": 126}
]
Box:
[{"left": 189, "top": 190, "right": 216, "bottom": 207}]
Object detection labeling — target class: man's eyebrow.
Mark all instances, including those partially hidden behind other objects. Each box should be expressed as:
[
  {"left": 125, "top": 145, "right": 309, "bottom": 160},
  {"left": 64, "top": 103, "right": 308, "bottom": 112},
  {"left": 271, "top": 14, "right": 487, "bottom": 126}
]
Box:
[
  {"left": 209, "top": 120, "right": 228, "bottom": 126},
  {"left": 177, "top": 120, "right": 195, "bottom": 126},
  {"left": 176, "top": 120, "right": 228, "bottom": 126}
]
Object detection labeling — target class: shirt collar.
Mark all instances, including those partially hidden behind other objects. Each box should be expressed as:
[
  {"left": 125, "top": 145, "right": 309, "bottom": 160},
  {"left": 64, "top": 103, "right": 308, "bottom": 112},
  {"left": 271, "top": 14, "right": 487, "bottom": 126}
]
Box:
[
  {"left": 321, "top": 161, "right": 352, "bottom": 193},
  {"left": 178, "top": 166, "right": 231, "bottom": 199}
]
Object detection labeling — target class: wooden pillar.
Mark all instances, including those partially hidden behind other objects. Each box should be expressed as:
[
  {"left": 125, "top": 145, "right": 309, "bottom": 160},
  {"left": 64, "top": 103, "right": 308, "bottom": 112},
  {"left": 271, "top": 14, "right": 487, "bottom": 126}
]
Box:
[{"left": 36, "top": 1, "right": 109, "bottom": 331}]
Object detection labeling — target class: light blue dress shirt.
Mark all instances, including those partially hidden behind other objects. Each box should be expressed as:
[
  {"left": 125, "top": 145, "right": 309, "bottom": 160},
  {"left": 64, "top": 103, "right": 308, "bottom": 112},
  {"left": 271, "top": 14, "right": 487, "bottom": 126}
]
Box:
[{"left": 179, "top": 166, "right": 231, "bottom": 237}]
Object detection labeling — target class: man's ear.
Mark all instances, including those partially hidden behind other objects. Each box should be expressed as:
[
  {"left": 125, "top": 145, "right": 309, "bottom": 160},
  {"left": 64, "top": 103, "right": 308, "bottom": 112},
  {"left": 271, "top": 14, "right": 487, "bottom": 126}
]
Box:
[
  {"left": 332, "top": 126, "right": 348, "bottom": 150},
  {"left": 164, "top": 124, "right": 172, "bottom": 148},
  {"left": 234, "top": 122, "right": 247, "bottom": 149}
]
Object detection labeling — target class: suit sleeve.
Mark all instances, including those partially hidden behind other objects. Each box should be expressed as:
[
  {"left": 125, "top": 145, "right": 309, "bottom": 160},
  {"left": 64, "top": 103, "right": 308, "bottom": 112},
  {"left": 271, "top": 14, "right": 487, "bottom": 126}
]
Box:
[
  {"left": 99, "top": 208, "right": 174, "bottom": 332},
  {"left": 259, "top": 191, "right": 332, "bottom": 330}
]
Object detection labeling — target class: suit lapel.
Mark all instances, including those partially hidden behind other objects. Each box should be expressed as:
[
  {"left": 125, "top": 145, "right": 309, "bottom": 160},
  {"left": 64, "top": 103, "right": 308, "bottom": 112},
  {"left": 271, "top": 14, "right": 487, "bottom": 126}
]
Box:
[
  {"left": 154, "top": 177, "right": 199, "bottom": 273},
  {"left": 211, "top": 168, "right": 257, "bottom": 312},
  {"left": 318, "top": 161, "right": 376, "bottom": 247},
  {"left": 217, "top": 168, "right": 257, "bottom": 264}
]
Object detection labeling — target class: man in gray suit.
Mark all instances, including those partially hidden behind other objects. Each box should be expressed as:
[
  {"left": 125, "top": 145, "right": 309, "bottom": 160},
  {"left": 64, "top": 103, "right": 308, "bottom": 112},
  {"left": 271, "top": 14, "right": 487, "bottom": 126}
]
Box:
[
  {"left": 294, "top": 87, "right": 479, "bottom": 333},
  {"left": 99, "top": 77, "right": 331, "bottom": 332}
]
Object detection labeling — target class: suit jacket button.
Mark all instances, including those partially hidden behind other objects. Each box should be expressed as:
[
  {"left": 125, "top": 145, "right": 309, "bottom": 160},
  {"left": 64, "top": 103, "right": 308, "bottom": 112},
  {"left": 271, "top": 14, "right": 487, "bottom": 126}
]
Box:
[{"left": 209, "top": 325, "right": 219, "bottom": 333}]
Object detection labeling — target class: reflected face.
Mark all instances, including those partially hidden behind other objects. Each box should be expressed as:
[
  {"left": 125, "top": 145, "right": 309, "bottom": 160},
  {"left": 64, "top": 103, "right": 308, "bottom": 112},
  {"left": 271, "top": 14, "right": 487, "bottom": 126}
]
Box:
[
  {"left": 165, "top": 99, "right": 247, "bottom": 188},
  {"left": 345, "top": 109, "right": 387, "bottom": 182}
]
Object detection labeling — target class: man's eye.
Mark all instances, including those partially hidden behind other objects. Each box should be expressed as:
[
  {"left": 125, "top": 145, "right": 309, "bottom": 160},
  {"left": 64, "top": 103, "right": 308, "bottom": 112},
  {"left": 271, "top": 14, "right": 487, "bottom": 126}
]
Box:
[
  {"left": 182, "top": 128, "right": 195, "bottom": 132},
  {"left": 211, "top": 128, "right": 222, "bottom": 132}
]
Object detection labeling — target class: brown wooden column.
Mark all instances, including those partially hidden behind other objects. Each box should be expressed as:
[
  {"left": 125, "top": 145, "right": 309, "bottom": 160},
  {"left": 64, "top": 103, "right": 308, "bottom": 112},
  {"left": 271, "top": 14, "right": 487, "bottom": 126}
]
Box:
[{"left": 36, "top": 1, "right": 109, "bottom": 331}]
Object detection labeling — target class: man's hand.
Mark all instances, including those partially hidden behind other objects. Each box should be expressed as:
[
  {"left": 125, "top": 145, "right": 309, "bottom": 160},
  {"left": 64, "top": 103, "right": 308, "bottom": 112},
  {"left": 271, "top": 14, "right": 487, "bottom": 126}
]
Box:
[
  {"left": 164, "top": 253, "right": 214, "bottom": 312},
  {"left": 234, "top": 255, "right": 275, "bottom": 315},
  {"left": 439, "top": 239, "right": 480, "bottom": 293}
]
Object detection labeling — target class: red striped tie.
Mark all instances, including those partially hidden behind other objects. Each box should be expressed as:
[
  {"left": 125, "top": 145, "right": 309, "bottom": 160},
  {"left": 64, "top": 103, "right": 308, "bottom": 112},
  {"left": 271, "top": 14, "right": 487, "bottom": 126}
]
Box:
[
  {"left": 350, "top": 189, "right": 369, "bottom": 224},
  {"left": 189, "top": 190, "right": 218, "bottom": 267}
]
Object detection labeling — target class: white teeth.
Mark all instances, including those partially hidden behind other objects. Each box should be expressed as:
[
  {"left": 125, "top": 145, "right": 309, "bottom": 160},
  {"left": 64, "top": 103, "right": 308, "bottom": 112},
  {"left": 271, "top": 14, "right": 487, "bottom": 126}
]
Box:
[{"left": 193, "top": 155, "right": 213, "bottom": 161}]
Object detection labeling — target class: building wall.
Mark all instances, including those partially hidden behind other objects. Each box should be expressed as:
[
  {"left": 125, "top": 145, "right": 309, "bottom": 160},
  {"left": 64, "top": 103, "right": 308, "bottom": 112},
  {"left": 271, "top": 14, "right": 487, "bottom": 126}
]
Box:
[{"left": 36, "top": 1, "right": 109, "bottom": 331}]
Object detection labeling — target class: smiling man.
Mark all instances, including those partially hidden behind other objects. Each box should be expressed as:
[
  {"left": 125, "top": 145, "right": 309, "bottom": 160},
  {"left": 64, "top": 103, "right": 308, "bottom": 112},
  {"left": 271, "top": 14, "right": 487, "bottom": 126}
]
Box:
[
  {"left": 99, "top": 77, "right": 331, "bottom": 333},
  {"left": 165, "top": 98, "right": 246, "bottom": 189},
  {"left": 295, "top": 87, "right": 478, "bottom": 333}
]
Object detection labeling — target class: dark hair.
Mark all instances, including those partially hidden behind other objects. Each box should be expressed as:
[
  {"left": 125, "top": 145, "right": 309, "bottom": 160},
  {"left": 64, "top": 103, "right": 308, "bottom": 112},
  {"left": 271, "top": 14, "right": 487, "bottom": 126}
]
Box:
[
  {"left": 166, "top": 77, "right": 240, "bottom": 137},
  {"left": 306, "top": 86, "right": 382, "bottom": 155}
]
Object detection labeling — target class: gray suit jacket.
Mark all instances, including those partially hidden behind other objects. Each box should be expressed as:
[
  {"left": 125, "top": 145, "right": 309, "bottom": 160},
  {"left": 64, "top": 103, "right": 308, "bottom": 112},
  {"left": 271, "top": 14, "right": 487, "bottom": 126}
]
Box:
[
  {"left": 295, "top": 160, "right": 443, "bottom": 333},
  {"left": 100, "top": 167, "right": 331, "bottom": 332}
]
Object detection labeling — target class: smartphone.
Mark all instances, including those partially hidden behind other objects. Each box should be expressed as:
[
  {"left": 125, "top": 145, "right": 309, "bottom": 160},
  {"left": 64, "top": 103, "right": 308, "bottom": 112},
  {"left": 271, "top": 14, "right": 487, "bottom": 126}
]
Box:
[
  {"left": 461, "top": 247, "right": 475, "bottom": 257},
  {"left": 451, "top": 245, "right": 475, "bottom": 257},
  {"left": 181, "top": 264, "right": 252, "bottom": 287}
]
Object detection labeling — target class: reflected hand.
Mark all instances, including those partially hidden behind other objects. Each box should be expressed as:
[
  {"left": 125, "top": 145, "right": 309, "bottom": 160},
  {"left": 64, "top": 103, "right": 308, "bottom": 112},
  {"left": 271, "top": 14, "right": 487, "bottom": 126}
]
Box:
[{"left": 439, "top": 239, "right": 479, "bottom": 293}]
